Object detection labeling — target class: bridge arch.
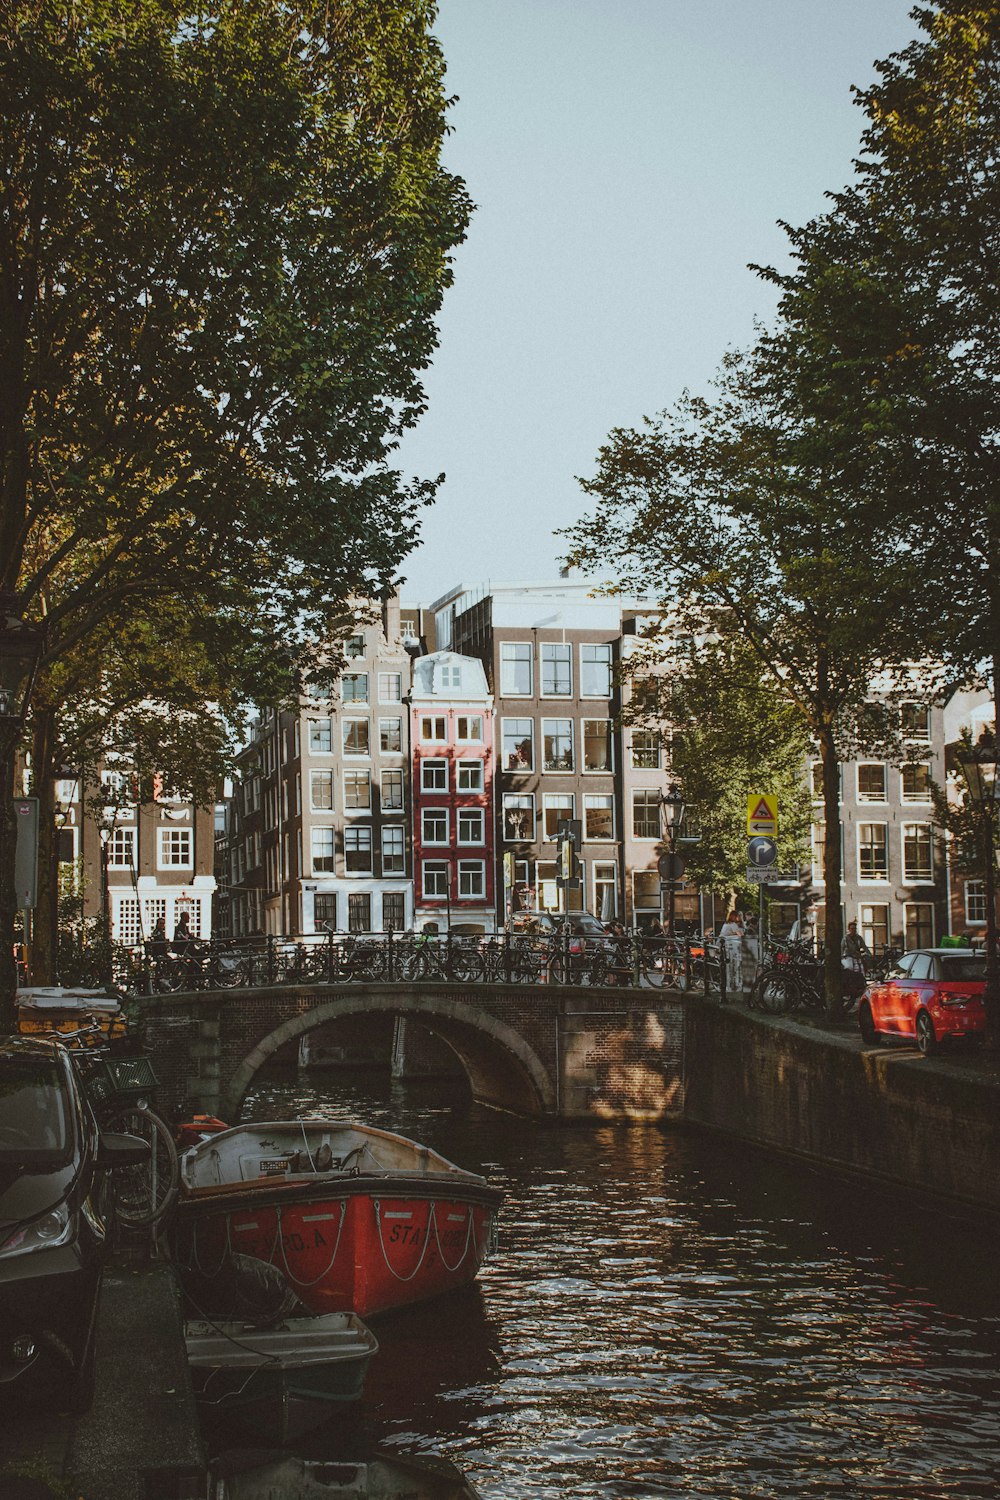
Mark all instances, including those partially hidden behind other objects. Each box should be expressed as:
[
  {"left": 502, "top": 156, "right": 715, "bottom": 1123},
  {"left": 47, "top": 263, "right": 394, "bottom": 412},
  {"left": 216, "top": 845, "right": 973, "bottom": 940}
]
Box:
[{"left": 223, "top": 991, "right": 556, "bottom": 1121}]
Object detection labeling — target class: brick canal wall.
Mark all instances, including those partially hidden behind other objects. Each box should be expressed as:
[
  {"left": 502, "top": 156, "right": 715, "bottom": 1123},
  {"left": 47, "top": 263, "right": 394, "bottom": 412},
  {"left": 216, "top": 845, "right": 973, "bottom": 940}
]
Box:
[{"left": 680, "top": 1000, "right": 1000, "bottom": 1219}]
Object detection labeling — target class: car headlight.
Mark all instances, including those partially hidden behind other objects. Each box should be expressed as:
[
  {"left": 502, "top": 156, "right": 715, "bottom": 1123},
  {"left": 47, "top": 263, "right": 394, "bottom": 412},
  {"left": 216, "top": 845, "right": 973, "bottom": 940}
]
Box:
[{"left": 0, "top": 1204, "right": 73, "bottom": 1259}]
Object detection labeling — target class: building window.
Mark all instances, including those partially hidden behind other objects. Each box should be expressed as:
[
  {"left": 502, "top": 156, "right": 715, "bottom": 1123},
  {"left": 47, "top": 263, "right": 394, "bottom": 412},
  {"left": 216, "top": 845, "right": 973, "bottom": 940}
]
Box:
[
  {"left": 965, "top": 879, "right": 987, "bottom": 924},
  {"left": 457, "top": 760, "right": 483, "bottom": 792},
  {"left": 502, "top": 718, "right": 534, "bottom": 772},
  {"left": 583, "top": 719, "right": 612, "bottom": 772},
  {"left": 345, "top": 634, "right": 365, "bottom": 658},
  {"left": 379, "top": 672, "right": 402, "bottom": 703},
  {"left": 383, "top": 891, "right": 406, "bottom": 931},
  {"left": 901, "top": 703, "right": 931, "bottom": 741},
  {"left": 381, "top": 825, "right": 405, "bottom": 873},
  {"left": 314, "top": 893, "right": 337, "bottom": 931},
  {"left": 631, "top": 730, "right": 659, "bottom": 770},
  {"left": 457, "top": 715, "right": 483, "bottom": 743},
  {"left": 348, "top": 892, "right": 372, "bottom": 931},
  {"left": 342, "top": 673, "right": 368, "bottom": 703},
  {"left": 421, "top": 715, "right": 447, "bottom": 742},
  {"left": 308, "top": 718, "right": 332, "bottom": 753},
  {"left": 594, "top": 862, "right": 618, "bottom": 922},
  {"left": 382, "top": 769, "right": 404, "bottom": 811},
  {"left": 540, "top": 642, "right": 572, "bottom": 696},
  {"left": 458, "top": 808, "right": 484, "bottom": 844},
  {"left": 902, "top": 823, "right": 934, "bottom": 883},
  {"left": 500, "top": 642, "right": 532, "bottom": 696},
  {"left": 543, "top": 794, "right": 575, "bottom": 840},
  {"left": 580, "top": 643, "right": 612, "bottom": 697},
  {"left": 857, "top": 764, "right": 887, "bottom": 803},
  {"left": 107, "top": 827, "right": 136, "bottom": 869},
  {"left": 421, "top": 759, "right": 448, "bottom": 792},
  {"left": 115, "top": 897, "right": 142, "bottom": 946},
  {"left": 423, "top": 861, "right": 449, "bottom": 897},
  {"left": 310, "top": 770, "right": 333, "bottom": 810},
  {"left": 343, "top": 718, "right": 370, "bottom": 756},
  {"left": 905, "top": 902, "right": 934, "bottom": 949},
  {"left": 632, "top": 789, "right": 661, "bottom": 840},
  {"left": 311, "top": 827, "right": 336, "bottom": 873},
  {"left": 858, "top": 823, "right": 888, "bottom": 881},
  {"left": 345, "top": 825, "right": 372, "bottom": 873},
  {"left": 584, "top": 795, "right": 614, "bottom": 841},
  {"left": 439, "top": 664, "right": 462, "bottom": 689},
  {"left": 503, "top": 794, "right": 534, "bottom": 841},
  {"left": 422, "top": 808, "right": 449, "bottom": 845},
  {"left": 542, "top": 719, "right": 574, "bottom": 772},
  {"left": 380, "top": 718, "right": 402, "bottom": 753},
  {"left": 157, "top": 828, "right": 192, "bottom": 869},
  {"left": 901, "top": 761, "right": 931, "bottom": 803},
  {"left": 344, "top": 771, "right": 371, "bottom": 809},
  {"left": 633, "top": 871, "right": 660, "bottom": 910},
  {"left": 56, "top": 826, "right": 77, "bottom": 864},
  {"left": 859, "top": 903, "right": 889, "bottom": 951},
  {"left": 458, "top": 860, "right": 485, "bottom": 898}
]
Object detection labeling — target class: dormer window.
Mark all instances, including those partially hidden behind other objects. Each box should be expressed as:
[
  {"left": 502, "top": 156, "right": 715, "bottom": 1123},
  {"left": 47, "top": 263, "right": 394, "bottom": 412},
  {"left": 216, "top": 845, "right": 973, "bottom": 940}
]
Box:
[{"left": 439, "top": 664, "right": 462, "bottom": 689}]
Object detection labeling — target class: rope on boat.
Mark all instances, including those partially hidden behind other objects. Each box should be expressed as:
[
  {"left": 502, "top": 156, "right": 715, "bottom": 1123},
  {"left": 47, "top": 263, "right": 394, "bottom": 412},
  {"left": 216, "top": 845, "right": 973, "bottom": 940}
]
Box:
[
  {"left": 373, "top": 1197, "right": 435, "bottom": 1283},
  {"left": 274, "top": 1200, "right": 347, "bottom": 1290},
  {"left": 430, "top": 1204, "right": 475, "bottom": 1273}
]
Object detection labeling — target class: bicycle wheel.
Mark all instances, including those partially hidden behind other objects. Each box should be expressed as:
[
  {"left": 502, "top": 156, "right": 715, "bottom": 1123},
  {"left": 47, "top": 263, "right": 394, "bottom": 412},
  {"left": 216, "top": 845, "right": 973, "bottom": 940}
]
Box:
[
  {"left": 100, "top": 1103, "right": 179, "bottom": 1228},
  {"left": 750, "top": 970, "right": 790, "bottom": 1014},
  {"left": 450, "top": 947, "right": 484, "bottom": 983}
]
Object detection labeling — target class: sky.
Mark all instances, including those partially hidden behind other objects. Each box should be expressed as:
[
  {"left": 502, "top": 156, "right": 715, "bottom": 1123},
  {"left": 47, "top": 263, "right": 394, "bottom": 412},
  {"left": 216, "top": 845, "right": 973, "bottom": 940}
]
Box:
[{"left": 395, "top": 0, "right": 921, "bottom": 605}]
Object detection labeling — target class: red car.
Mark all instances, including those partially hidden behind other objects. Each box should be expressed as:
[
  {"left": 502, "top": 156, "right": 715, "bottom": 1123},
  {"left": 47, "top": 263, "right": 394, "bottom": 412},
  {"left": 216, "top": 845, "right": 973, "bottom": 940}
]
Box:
[{"left": 858, "top": 947, "right": 987, "bottom": 1055}]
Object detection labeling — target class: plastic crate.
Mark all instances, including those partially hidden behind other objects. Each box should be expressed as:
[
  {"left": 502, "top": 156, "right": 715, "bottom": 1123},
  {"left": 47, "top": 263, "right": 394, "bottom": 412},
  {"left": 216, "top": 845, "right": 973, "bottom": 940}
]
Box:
[{"left": 86, "top": 1055, "right": 159, "bottom": 1106}]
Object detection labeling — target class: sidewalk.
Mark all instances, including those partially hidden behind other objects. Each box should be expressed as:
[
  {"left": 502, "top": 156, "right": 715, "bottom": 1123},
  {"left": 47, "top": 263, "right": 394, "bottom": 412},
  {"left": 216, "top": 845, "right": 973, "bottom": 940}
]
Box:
[{"left": 0, "top": 1258, "right": 205, "bottom": 1500}]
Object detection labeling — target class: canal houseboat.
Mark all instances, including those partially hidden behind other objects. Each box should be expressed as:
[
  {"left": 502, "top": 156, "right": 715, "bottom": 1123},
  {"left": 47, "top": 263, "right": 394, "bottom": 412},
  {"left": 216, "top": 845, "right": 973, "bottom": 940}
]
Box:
[{"left": 176, "top": 1120, "right": 502, "bottom": 1320}]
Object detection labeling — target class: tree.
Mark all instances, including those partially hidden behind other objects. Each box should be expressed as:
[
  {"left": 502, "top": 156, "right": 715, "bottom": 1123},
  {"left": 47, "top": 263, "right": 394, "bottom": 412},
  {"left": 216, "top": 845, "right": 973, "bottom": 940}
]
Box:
[
  {"left": 0, "top": 1, "right": 470, "bottom": 1026},
  {"left": 565, "top": 342, "right": 925, "bottom": 1013}
]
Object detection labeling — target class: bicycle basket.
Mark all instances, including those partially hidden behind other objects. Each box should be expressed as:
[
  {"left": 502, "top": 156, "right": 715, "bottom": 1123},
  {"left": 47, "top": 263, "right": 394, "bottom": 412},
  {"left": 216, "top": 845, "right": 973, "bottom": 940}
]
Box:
[{"left": 86, "top": 1055, "right": 159, "bottom": 1106}]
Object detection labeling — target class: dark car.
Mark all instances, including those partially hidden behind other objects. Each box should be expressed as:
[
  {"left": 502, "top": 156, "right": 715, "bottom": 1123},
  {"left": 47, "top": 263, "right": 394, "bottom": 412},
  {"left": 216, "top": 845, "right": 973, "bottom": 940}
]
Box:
[
  {"left": 859, "top": 948, "right": 987, "bottom": 1055},
  {"left": 0, "top": 1037, "right": 147, "bottom": 1411}
]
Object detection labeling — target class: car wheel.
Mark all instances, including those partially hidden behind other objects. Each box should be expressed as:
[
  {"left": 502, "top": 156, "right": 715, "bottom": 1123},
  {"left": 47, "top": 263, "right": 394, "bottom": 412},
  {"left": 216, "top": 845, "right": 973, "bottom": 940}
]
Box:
[
  {"left": 858, "top": 1001, "right": 878, "bottom": 1046},
  {"left": 915, "top": 1009, "right": 937, "bottom": 1056}
]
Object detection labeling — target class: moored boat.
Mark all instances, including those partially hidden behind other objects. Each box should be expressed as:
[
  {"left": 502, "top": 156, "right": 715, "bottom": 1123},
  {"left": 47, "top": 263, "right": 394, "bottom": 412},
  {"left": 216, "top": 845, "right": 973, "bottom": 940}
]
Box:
[
  {"left": 185, "top": 1311, "right": 378, "bottom": 1443},
  {"left": 212, "top": 1447, "right": 482, "bottom": 1499},
  {"left": 175, "top": 1120, "right": 502, "bottom": 1320}
]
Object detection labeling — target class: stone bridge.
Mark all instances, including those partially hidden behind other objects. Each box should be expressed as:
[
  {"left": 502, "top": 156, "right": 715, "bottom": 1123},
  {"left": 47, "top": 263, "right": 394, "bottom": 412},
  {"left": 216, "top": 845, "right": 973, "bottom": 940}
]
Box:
[{"left": 135, "top": 980, "right": 686, "bottom": 1124}]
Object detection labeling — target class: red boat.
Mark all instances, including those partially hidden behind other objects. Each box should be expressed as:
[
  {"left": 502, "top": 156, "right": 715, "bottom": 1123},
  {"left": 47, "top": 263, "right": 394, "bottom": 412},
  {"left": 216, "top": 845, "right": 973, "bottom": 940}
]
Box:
[{"left": 175, "top": 1120, "right": 502, "bottom": 1320}]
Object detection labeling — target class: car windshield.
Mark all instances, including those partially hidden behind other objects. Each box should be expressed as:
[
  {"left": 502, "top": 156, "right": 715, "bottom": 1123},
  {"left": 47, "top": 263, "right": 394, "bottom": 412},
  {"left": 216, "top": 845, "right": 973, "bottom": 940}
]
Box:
[
  {"left": 938, "top": 956, "right": 986, "bottom": 983},
  {"left": 569, "top": 916, "right": 606, "bottom": 934},
  {"left": 0, "top": 1056, "right": 72, "bottom": 1166}
]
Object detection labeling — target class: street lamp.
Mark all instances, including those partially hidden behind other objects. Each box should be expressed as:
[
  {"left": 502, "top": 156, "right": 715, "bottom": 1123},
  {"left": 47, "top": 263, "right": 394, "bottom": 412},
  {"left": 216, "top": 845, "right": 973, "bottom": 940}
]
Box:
[
  {"left": 0, "top": 594, "right": 45, "bottom": 1033},
  {"left": 957, "top": 734, "right": 1000, "bottom": 1051},
  {"left": 658, "top": 783, "right": 687, "bottom": 939},
  {"left": 0, "top": 593, "right": 45, "bottom": 726}
]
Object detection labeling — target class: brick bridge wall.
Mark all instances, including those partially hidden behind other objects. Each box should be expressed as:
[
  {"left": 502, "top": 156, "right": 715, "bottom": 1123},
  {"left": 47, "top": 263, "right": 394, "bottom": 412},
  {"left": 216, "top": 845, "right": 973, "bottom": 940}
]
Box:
[{"left": 134, "top": 982, "right": 686, "bottom": 1125}]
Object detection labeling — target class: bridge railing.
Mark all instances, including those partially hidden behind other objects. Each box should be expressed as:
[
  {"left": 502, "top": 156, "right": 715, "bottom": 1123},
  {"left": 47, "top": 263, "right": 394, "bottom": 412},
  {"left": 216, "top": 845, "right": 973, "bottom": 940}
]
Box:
[{"left": 109, "top": 930, "right": 723, "bottom": 996}]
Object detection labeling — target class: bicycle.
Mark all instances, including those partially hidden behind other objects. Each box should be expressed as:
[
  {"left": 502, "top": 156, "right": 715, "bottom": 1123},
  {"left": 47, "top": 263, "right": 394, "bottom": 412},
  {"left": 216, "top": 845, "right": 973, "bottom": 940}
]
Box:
[{"left": 36, "top": 1020, "right": 179, "bottom": 1230}]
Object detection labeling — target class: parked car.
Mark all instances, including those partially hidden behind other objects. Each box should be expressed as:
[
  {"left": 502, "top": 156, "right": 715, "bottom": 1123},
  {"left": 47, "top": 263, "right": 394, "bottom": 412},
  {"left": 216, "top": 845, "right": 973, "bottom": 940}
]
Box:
[
  {"left": 858, "top": 948, "right": 987, "bottom": 1055},
  {"left": 0, "top": 1037, "right": 148, "bottom": 1411},
  {"left": 506, "top": 910, "right": 613, "bottom": 954}
]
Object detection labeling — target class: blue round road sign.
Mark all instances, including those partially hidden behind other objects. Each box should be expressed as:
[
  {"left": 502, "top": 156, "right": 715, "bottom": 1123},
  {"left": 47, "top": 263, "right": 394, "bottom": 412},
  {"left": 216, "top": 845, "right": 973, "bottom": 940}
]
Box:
[{"left": 748, "top": 836, "right": 778, "bottom": 867}]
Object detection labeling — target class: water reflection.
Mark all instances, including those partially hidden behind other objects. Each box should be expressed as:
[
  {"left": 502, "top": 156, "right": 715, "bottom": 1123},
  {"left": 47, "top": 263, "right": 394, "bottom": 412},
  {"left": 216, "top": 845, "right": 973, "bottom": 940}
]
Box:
[{"left": 226, "top": 1069, "right": 1000, "bottom": 1500}]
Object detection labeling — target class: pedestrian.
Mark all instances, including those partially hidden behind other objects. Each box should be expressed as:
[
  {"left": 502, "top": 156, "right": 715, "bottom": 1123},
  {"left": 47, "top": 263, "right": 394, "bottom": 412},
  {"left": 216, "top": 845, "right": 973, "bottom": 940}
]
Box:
[
  {"left": 173, "top": 911, "right": 195, "bottom": 954},
  {"left": 841, "top": 919, "right": 870, "bottom": 1002},
  {"left": 149, "top": 915, "right": 169, "bottom": 959},
  {"left": 719, "top": 910, "right": 745, "bottom": 995}
]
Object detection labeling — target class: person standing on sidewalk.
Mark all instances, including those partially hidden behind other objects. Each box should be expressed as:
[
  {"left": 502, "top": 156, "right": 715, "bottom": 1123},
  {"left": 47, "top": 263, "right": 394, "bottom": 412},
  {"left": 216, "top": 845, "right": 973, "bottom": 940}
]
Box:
[{"left": 720, "top": 910, "right": 745, "bottom": 996}]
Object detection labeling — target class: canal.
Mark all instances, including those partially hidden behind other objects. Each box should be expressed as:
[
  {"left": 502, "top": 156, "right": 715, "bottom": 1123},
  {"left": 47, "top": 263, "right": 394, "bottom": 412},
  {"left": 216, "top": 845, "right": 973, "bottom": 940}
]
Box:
[{"left": 222, "top": 1065, "right": 1000, "bottom": 1500}]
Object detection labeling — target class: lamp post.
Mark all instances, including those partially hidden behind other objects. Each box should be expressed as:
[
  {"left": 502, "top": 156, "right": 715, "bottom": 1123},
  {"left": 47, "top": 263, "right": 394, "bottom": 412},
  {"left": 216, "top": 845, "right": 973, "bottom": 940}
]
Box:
[
  {"left": 0, "top": 594, "right": 45, "bottom": 1032},
  {"left": 658, "top": 783, "right": 686, "bottom": 939},
  {"left": 957, "top": 735, "right": 1000, "bottom": 1051}
]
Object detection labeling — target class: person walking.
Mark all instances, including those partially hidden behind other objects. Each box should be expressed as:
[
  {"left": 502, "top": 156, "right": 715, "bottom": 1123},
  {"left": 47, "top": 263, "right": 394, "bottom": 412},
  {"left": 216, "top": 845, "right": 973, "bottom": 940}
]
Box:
[
  {"left": 841, "top": 919, "right": 870, "bottom": 1003},
  {"left": 719, "top": 910, "right": 745, "bottom": 996}
]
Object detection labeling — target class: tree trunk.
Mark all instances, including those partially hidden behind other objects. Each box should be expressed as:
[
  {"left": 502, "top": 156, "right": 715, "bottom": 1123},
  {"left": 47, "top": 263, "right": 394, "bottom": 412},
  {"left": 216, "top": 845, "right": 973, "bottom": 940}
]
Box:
[
  {"left": 987, "top": 647, "right": 1000, "bottom": 1050},
  {"left": 0, "top": 720, "right": 21, "bottom": 1033},
  {"left": 819, "top": 724, "right": 844, "bottom": 1018},
  {"left": 30, "top": 706, "right": 57, "bottom": 985}
]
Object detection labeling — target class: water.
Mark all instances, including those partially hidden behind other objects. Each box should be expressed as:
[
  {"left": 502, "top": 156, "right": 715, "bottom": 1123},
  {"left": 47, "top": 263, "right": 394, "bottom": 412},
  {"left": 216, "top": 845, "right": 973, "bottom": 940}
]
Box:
[{"left": 226, "top": 1066, "right": 1000, "bottom": 1500}]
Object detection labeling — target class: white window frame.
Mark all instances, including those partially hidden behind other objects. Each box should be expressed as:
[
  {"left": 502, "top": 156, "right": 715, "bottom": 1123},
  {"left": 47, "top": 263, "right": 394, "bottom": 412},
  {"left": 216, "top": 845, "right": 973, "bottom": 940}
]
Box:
[
  {"left": 857, "top": 822, "right": 889, "bottom": 883},
  {"left": 422, "top": 808, "right": 449, "bottom": 845},
  {"left": 542, "top": 793, "right": 575, "bottom": 841},
  {"left": 901, "top": 702, "right": 931, "bottom": 742},
  {"left": 856, "top": 763, "right": 888, "bottom": 804},
  {"left": 584, "top": 794, "right": 615, "bottom": 842},
  {"left": 632, "top": 788, "right": 661, "bottom": 841},
  {"left": 629, "top": 730, "right": 660, "bottom": 770},
  {"left": 343, "top": 770, "right": 372, "bottom": 810},
  {"left": 457, "top": 808, "right": 485, "bottom": 845},
  {"left": 503, "top": 793, "right": 535, "bottom": 841},
  {"left": 381, "top": 824, "right": 405, "bottom": 874},
  {"left": 381, "top": 768, "right": 404, "bottom": 812},
  {"left": 500, "top": 642, "right": 532, "bottom": 697},
  {"left": 540, "top": 642, "right": 572, "bottom": 697},
  {"left": 421, "top": 715, "right": 447, "bottom": 742},
  {"left": 901, "top": 822, "right": 934, "bottom": 884},
  {"left": 341, "top": 672, "right": 369, "bottom": 704},
  {"left": 310, "top": 770, "right": 334, "bottom": 811},
  {"left": 308, "top": 718, "right": 333, "bottom": 754},
  {"left": 378, "top": 671, "right": 402, "bottom": 704},
  {"left": 582, "top": 718, "right": 613, "bottom": 773},
  {"left": 311, "top": 826, "right": 336, "bottom": 873},
  {"left": 422, "top": 861, "right": 449, "bottom": 898},
  {"left": 457, "top": 860, "right": 485, "bottom": 899},
  {"left": 457, "top": 759, "right": 484, "bottom": 792},
  {"left": 502, "top": 718, "right": 534, "bottom": 772},
  {"left": 421, "top": 758, "right": 448, "bottom": 793},
  {"left": 439, "top": 664, "right": 462, "bottom": 689},
  {"left": 593, "top": 862, "right": 617, "bottom": 922},
  {"left": 157, "top": 827, "right": 193, "bottom": 871},
  {"left": 342, "top": 717, "right": 371, "bottom": 757},
  {"left": 541, "top": 718, "right": 574, "bottom": 772},
  {"left": 107, "top": 827, "right": 136, "bottom": 870},
  {"left": 965, "top": 879, "right": 987, "bottom": 925},
  {"left": 456, "top": 714, "right": 483, "bottom": 743},
  {"left": 901, "top": 761, "right": 932, "bottom": 804},
  {"left": 379, "top": 717, "right": 402, "bottom": 754},
  {"left": 344, "top": 824, "right": 373, "bottom": 874},
  {"left": 580, "top": 642, "right": 612, "bottom": 698}
]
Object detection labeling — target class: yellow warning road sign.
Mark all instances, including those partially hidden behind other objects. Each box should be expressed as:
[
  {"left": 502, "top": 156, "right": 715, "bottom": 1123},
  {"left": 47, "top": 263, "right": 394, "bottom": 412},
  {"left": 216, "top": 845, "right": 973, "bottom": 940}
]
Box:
[{"left": 747, "top": 793, "right": 778, "bottom": 836}]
